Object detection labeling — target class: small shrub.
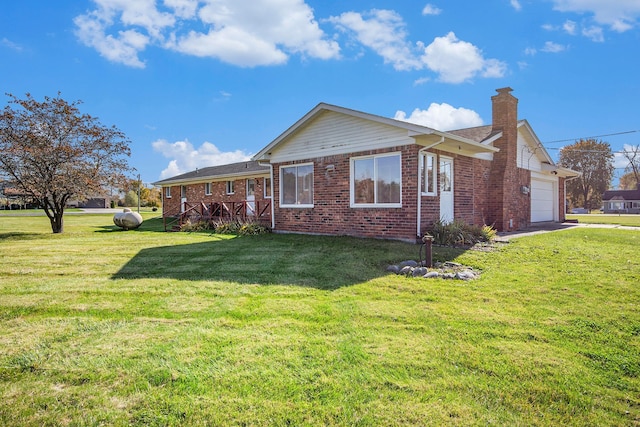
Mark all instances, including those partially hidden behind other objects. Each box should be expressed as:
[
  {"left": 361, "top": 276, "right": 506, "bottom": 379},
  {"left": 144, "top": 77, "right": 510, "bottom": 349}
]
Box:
[
  {"left": 424, "top": 219, "right": 496, "bottom": 246},
  {"left": 181, "top": 218, "right": 270, "bottom": 235}
]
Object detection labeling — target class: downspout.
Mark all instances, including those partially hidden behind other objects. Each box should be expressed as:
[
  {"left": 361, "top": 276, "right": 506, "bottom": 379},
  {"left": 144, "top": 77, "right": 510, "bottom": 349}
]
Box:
[
  {"left": 259, "top": 161, "right": 275, "bottom": 230},
  {"left": 416, "top": 137, "right": 444, "bottom": 238}
]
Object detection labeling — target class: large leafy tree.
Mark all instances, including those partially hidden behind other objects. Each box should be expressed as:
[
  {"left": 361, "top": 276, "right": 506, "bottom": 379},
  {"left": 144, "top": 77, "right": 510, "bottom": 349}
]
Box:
[
  {"left": 0, "top": 93, "right": 132, "bottom": 233},
  {"left": 559, "top": 139, "right": 614, "bottom": 210},
  {"left": 619, "top": 171, "right": 639, "bottom": 190}
]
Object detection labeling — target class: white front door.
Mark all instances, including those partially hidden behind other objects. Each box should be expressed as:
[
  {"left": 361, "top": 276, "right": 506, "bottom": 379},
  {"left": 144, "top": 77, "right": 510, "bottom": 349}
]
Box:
[
  {"left": 246, "top": 179, "right": 256, "bottom": 216},
  {"left": 439, "top": 156, "right": 454, "bottom": 223}
]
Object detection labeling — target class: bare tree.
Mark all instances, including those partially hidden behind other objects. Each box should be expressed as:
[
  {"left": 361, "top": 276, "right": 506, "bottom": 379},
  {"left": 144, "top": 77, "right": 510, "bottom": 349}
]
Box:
[
  {"left": 0, "top": 93, "right": 132, "bottom": 233},
  {"left": 621, "top": 144, "right": 640, "bottom": 187}
]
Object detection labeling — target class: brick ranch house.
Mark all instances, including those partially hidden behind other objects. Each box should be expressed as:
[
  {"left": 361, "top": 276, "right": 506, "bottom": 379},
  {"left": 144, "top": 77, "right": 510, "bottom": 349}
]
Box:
[
  {"left": 155, "top": 88, "right": 578, "bottom": 242},
  {"left": 602, "top": 184, "right": 640, "bottom": 214}
]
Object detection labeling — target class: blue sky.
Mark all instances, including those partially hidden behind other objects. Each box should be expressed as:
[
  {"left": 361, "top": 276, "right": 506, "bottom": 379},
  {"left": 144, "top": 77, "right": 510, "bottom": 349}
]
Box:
[{"left": 1, "top": 0, "right": 639, "bottom": 186}]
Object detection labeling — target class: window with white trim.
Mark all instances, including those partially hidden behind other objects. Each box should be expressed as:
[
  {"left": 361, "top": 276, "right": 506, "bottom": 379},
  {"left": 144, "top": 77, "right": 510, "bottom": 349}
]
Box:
[
  {"left": 165, "top": 187, "right": 171, "bottom": 198},
  {"left": 351, "top": 153, "right": 401, "bottom": 207},
  {"left": 226, "top": 180, "right": 235, "bottom": 194},
  {"left": 204, "top": 182, "right": 212, "bottom": 195},
  {"left": 421, "top": 153, "right": 437, "bottom": 195},
  {"left": 281, "top": 163, "right": 314, "bottom": 207}
]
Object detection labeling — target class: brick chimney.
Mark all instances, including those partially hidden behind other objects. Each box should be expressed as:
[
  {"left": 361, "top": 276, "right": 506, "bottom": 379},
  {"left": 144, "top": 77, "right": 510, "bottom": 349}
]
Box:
[{"left": 487, "top": 87, "right": 522, "bottom": 231}]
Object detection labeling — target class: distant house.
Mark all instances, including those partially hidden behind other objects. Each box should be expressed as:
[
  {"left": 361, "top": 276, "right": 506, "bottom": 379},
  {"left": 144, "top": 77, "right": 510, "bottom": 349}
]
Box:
[
  {"left": 0, "top": 181, "right": 38, "bottom": 209},
  {"left": 66, "top": 198, "right": 108, "bottom": 208},
  {"left": 155, "top": 88, "right": 579, "bottom": 241},
  {"left": 602, "top": 184, "right": 640, "bottom": 214}
]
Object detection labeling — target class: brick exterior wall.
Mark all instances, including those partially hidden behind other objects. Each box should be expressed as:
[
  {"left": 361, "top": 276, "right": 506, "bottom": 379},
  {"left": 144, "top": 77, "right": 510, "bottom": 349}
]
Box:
[
  {"left": 419, "top": 153, "right": 491, "bottom": 233},
  {"left": 272, "top": 145, "right": 505, "bottom": 242},
  {"left": 161, "top": 177, "right": 271, "bottom": 216},
  {"left": 272, "top": 145, "right": 421, "bottom": 242}
]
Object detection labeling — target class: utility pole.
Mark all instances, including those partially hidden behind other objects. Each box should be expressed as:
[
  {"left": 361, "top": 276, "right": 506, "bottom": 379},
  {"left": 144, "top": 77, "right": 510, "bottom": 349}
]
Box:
[{"left": 137, "top": 173, "right": 141, "bottom": 213}]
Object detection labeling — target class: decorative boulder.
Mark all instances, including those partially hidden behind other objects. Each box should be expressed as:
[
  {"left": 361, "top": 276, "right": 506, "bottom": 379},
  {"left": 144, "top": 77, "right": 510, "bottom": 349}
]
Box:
[{"left": 113, "top": 208, "right": 143, "bottom": 230}]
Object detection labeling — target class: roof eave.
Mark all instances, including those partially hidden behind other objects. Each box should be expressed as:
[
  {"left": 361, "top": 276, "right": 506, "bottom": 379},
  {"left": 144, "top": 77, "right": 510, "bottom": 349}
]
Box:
[
  {"left": 152, "top": 170, "right": 269, "bottom": 186},
  {"left": 411, "top": 130, "right": 500, "bottom": 155},
  {"left": 541, "top": 163, "right": 581, "bottom": 178}
]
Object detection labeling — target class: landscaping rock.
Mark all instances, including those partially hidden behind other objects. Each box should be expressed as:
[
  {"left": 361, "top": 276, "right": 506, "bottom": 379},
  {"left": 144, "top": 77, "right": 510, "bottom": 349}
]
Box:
[
  {"left": 412, "top": 267, "right": 428, "bottom": 277},
  {"left": 399, "top": 266, "right": 414, "bottom": 275},
  {"left": 399, "top": 260, "right": 419, "bottom": 268},
  {"left": 386, "top": 265, "right": 400, "bottom": 274},
  {"left": 456, "top": 270, "right": 476, "bottom": 280},
  {"left": 386, "top": 260, "right": 480, "bottom": 281}
]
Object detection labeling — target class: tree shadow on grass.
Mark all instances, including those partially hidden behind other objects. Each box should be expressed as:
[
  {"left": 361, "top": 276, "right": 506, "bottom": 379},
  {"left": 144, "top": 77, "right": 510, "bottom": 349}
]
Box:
[
  {"left": 0, "top": 232, "right": 44, "bottom": 241},
  {"left": 94, "top": 217, "right": 168, "bottom": 233},
  {"left": 111, "top": 234, "right": 448, "bottom": 290}
]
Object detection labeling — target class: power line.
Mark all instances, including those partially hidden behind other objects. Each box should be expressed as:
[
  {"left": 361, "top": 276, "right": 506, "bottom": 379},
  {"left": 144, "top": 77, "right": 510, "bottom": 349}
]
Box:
[
  {"left": 545, "top": 148, "right": 636, "bottom": 153},
  {"left": 543, "top": 129, "right": 640, "bottom": 144}
]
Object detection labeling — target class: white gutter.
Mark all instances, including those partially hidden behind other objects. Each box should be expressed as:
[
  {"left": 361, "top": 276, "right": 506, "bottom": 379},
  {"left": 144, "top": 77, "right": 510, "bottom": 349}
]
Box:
[
  {"left": 416, "top": 137, "right": 444, "bottom": 238},
  {"left": 258, "top": 161, "right": 276, "bottom": 230}
]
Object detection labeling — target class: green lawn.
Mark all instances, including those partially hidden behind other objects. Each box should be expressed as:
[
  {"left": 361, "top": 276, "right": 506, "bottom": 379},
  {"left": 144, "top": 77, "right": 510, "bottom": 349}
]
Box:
[
  {"left": 566, "top": 213, "right": 640, "bottom": 227},
  {"left": 0, "top": 214, "right": 639, "bottom": 426}
]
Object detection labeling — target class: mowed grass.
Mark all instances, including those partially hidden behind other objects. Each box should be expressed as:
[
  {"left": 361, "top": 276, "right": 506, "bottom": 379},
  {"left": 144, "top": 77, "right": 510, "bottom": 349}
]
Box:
[
  {"left": 0, "top": 214, "right": 639, "bottom": 426},
  {"left": 567, "top": 213, "right": 640, "bottom": 227}
]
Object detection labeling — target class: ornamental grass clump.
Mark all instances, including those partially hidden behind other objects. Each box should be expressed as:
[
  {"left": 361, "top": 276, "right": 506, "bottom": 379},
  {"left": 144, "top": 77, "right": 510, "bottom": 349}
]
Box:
[{"left": 425, "top": 219, "right": 496, "bottom": 246}]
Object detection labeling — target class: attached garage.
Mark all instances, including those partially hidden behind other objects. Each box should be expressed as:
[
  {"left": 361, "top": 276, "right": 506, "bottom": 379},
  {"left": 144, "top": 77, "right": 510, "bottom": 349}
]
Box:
[{"left": 530, "top": 176, "right": 556, "bottom": 222}]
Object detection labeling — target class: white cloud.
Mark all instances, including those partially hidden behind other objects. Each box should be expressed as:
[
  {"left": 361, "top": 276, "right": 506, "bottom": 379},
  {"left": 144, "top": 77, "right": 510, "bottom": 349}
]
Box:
[
  {"left": 152, "top": 139, "right": 252, "bottom": 179},
  {"left": 75, "top": 0, "right": 340, "bottom": 68},
  {"left": 164, "top": 0, "right": 199, "bottom": 19},
  {"left": 167, "top": 27, "right": 290, "bottom": 66},
  {"left": 421, "top": 32, "right": 507, "bottom": 83},
  {"left": 329, "top": 9, "right": 422, "bottom": 71},
  {"left": 524, "top": 47, "right": 537, "bottom": 56},
  {"left": 1, "top": 37, "right": 23, "bottom": 52},
  {"left": 540, "top": 41, "right": 567, "bottom": 53},
  {"left": 582, "top": 25, "right": 605, "bottom": 42},
  {"left": 510, "top": 0, "right": 522, "bottom": 11},
  {"left": 552, "top": 0, "right": 640, "bottom": 32},
  {"left": 74, "top": 10, "right": 150, "bottom": 68},
  {"left": 422, "top": 4, "right": 442, "bottom": 16},
  {"left": 563, "top": 19, "right": 578, "bottom": 34},
  {"left": 394, "top": 102, "right": 483, "bottom": 131}
]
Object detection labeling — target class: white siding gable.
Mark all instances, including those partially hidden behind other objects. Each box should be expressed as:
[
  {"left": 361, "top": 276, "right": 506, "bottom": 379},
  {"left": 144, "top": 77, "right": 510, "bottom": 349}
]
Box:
[
  {"left": 517, "top": 129, "right": 543, "bottom": 171},
  {"left": 269, "top": 110, "right": 413, "bottom": 162}
]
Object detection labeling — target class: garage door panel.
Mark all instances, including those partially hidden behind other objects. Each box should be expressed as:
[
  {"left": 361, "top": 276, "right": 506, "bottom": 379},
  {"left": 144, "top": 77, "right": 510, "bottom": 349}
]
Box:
[{"left": 531, "top": 179, "right": 555, "bottom": 222}]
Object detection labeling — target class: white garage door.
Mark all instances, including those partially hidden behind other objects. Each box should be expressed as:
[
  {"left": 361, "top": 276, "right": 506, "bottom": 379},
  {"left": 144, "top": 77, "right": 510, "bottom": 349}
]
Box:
[{"left": 531, "top": 178, "right": 555, "bottom": 222}]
